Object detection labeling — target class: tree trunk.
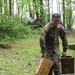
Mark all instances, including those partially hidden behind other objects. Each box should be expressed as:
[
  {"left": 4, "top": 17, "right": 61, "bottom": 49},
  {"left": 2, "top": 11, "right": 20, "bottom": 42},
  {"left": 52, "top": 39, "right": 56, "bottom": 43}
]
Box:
[
  {"left": 29, "top": 3, "right": 33, "bottom": 18},
  {"left": 40, "top": 0, "right": 44, "bottom": 23},
  {"left": 33, "top": 0, "right": 40, "bottom": 21},
  {"left": 69, "top": 0, "right": 72, "bottom": 29},
  {"left": 47, "top": 0, "right": 50, "bottom": 22},
  {"left": 4, "top": 0, "right": 8, "bottom": 14},
  {"left": 62, "top": 0, "right": 65, "bottom": 27},
  {"left": 9, "top": 0, "right": 14, "bottom": 16},
  {"left": 0, "top": 0, "right": 2, "bottom": 13}
]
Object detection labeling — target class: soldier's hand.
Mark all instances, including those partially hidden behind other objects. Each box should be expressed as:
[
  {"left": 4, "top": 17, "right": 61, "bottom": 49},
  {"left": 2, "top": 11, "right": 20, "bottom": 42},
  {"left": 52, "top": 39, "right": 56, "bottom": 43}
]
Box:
[
  {"left": 44, "top": 53, "right": 46, "bottom": 57},
  {"left": 62, "top": 52, "right": 66, "bottom": 57},
  {"left": 42, "top": 53, "right": 46, "bottom": 58}
]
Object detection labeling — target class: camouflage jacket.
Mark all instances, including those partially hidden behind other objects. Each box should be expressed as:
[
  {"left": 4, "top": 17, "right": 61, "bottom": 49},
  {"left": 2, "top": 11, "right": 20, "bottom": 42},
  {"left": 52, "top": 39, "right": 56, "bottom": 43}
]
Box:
[{"left": 40, "top": 22, "right": 68, "bottom": 54}]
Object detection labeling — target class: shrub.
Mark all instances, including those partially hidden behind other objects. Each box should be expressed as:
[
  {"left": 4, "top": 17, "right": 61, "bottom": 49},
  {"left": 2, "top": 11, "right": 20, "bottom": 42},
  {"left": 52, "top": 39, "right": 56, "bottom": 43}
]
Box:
[{"left": 0, "top": 14, "right": 32, "bottom": 40}]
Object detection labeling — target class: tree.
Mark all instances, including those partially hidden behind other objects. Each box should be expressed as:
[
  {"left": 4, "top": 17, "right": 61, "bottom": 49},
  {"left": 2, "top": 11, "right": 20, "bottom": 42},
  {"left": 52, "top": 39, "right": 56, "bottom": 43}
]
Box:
[
  {"left": 9, "top": 0, "right": 14, "bottom": 16},
  {"left": 61, "top": 0, "right": 74, "bottom": 29},
  {"left": 68, "top": 0, "right": 72, "bottom": 29},
  {"left": 65, "top": 0, "right": 72, "bottom": 29},
  {"left": 62, "top": 0, "right": 65, "bottom": 27},
  {"left": 4, "top": 0, "right": 8, "bottom": 14},
  {"left": 0, "top": 0, "right": 3, "bottom": 13},
  {"left": 34, "top": 0, "right": 40, "bottom": 21},
  {"left": 40, "top": 0, "right": 45, "bottom": 24},
  {"left": 47, "top": 0, "right": 50, "bottom": 22}
]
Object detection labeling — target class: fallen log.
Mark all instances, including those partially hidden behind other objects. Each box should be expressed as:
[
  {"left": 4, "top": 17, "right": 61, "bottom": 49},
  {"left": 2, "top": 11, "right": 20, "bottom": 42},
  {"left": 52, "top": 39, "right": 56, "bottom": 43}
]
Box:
[{"left": 0, "top": 44, "right": 11, "bottom": 49}]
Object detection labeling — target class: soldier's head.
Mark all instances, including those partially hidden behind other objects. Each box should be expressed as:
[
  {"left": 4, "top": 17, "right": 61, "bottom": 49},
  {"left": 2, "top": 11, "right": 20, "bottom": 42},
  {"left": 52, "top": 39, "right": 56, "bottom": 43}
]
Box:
[{"left": 52, "top": 13, "right": 60, "bottom": 26}]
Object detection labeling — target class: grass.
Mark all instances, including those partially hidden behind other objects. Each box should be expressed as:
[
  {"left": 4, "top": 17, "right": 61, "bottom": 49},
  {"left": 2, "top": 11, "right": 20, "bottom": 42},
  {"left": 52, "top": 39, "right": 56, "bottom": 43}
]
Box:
[
  {"left": 0, "top": 35, "right": 41, "bottom": 75},
  {"left": 0, "top": 32, "right": 75, "bottom": 75}
]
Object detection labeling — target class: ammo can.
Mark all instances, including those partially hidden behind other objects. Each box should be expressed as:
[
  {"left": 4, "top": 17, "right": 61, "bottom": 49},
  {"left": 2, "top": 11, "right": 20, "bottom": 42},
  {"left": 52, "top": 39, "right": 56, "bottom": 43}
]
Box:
[
  {"left": 35, "top": 57, "right": 54, "bottom": 75},
  {"left": 61, "top": 56, "right": 74, "bottom": 74}
]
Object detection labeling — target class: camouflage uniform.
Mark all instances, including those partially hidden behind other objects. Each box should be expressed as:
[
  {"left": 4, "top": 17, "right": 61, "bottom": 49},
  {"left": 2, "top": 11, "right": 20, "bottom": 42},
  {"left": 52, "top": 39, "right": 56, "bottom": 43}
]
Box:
[{"left": 40, "top": 22, "right": 68, "bottom": 75}]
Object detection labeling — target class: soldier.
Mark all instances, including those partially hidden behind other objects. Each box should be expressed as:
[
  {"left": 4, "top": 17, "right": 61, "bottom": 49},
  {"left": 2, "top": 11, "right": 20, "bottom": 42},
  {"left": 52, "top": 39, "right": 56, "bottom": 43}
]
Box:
[{"left": 40, "top": 13, "right": 68, "bottom": 75}]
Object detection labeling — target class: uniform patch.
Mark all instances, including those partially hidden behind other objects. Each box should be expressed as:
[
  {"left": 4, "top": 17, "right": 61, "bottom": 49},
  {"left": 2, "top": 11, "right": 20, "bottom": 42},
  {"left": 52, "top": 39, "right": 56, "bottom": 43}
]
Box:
[
  {"left": 43, "top": 26, "right": 47, "bottom": 31},
  {"left": 43, "top": 24, "right": 49, "bottom": 31}
]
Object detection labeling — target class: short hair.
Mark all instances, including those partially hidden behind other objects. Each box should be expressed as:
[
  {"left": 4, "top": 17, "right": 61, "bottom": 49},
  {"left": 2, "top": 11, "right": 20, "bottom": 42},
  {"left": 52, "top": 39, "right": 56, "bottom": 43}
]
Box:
[{"left": 52, "top": 13, "right": 60, "bottom": 18}]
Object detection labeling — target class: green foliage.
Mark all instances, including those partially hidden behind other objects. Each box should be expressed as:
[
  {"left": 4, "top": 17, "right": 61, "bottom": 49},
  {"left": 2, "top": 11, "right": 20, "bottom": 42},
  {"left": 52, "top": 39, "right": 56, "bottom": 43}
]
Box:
[
  {"left": 0, "top": 34, "right": 41, "bottom": 75},
  {"left": 61, "top": 0, "right": 73, "bottom": 28},
  {"left": 0, "top": 14, "right": 32, "bottom": 41},
  {"left": 0, "top": 34, "right": 75, "bottom": 75},
  {"left": 31, "top": 28, "right": 42, "bottom": 34}
]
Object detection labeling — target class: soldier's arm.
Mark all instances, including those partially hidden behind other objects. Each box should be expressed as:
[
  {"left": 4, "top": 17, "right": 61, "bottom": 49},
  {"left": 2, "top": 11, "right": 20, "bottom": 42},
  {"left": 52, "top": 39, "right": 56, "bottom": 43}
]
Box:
[
  {"left": 60, "top": 27, "right": 68, "bottom": 52},
  {"left": 40, "top": 26, "right": 47, "bottom": 56}
]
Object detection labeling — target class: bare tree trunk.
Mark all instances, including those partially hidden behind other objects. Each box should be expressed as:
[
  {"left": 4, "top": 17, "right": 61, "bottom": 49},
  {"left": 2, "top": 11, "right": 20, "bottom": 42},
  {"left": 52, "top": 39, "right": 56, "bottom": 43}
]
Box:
[
  {"left": 9, "top": 0, "right": 11, "bottom": 16},
  {"left": 69, "top": 0, "right": 72, "bottom": 29},
  {"left": 21, "top": 0, "right": 23, "bottom": 22},
  {"left": 4, "top": 0, "right": 8, "bottom": 14},
  {"left": 48, "top": 0, "right": 50, "bottom": 22},
  {"left": 22, "top": 0, "right": 23, "bottom": 10},
  {"left": 33, "top": 0, "right": 40, "bottom": 21},
  {"left": 36, "top": 0, "right": 40, "bottom": 21},
  {"left": 62, "top": 0, "right": 65, "bottom": 27},
  {"left": 16, "top": 0, "right": 21, "bottom": 14},
  {"left": 9, "top": 0, "right": 14, "bottom": 16},
  {"left": 31, "top": 0, "right": 35, "bottom": 19},
  {"left": 29, "top": 3, "right": 33, "bottom": 18},
  {"left": 40, "top": 0, "right": 44, "bottom": 23},
  {"left": 0, "top": 0, "right": 2, "bottom": 13}
]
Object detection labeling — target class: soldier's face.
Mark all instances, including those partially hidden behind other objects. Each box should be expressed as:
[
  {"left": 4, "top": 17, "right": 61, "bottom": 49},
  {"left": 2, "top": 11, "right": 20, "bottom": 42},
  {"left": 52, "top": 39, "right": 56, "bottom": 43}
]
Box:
[{"left": 52, "top": 17, "right": 60, "bottom": 26}]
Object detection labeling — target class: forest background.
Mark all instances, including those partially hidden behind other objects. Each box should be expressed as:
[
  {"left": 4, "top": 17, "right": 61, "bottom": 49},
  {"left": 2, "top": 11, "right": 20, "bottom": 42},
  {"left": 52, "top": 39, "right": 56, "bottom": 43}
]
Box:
[{"left": 0, "top": 0, "right": 75, "bottom": 75}]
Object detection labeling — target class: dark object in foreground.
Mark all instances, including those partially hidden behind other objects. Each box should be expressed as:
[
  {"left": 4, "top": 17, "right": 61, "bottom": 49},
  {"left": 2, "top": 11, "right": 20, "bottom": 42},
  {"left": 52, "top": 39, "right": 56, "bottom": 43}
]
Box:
[
  {"left": 61, "top": 56, "right": 74, "bottom": 74},
  {"left": 68, "top": 44, "right": 75, "bottom": 50},
  {"left": 0, "top": 44, "right": 11, "bottom": 49},
  {"left": 35, "top": 57, "right": 54, "bottom": 75}
]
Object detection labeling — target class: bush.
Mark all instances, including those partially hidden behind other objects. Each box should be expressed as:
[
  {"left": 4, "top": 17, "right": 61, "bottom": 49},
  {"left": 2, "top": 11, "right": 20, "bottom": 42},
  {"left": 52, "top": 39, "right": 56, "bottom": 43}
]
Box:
[
  {"left": 0, "top": 14, "right": 32, "bottom": 40},
  {"left": 31, "top": 28, "right": 42, "bottom": 34}
]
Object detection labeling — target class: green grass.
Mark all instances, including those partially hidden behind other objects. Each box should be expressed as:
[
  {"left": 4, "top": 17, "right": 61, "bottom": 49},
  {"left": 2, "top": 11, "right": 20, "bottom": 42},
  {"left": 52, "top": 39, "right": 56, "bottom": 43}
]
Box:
[
  {"left": 0, "top": 35, "right": 41, "bottom": 75},
  {"left": 0, "top": 34, "right": 75, "bottom": 75}
]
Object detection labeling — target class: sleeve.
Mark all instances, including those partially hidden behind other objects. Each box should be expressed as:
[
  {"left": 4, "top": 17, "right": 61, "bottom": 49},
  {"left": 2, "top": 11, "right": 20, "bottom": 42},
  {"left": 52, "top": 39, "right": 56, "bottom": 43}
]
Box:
[
  {"left": 40, "top": 27, "right": 47, "bottom": 55},
  {"left": 60, "top": 27, "right": 68, "bottom": 52}
]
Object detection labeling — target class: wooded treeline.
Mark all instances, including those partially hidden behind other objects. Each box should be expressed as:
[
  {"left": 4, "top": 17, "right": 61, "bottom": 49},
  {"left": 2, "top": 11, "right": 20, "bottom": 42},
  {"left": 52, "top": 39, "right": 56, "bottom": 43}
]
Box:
[
  {"left": 0, "top": 0, "right": 75, "bottom": 40},
  {"left": 0, "top": 0, "right": 75, "bottom": 27}
]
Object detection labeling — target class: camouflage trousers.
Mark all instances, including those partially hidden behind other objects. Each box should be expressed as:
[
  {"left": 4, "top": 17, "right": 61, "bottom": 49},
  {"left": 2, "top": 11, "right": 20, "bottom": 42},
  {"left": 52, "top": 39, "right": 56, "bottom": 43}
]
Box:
[{"left": 45, "top": 47, "right": 61, "bottom": 75}]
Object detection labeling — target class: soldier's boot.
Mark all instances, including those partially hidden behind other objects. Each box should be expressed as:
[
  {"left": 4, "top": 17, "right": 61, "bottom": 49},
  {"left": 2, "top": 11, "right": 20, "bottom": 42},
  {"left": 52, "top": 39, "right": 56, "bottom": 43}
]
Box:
[{"left": 54, "top": 71, "right": 61, "bottom": 75}]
